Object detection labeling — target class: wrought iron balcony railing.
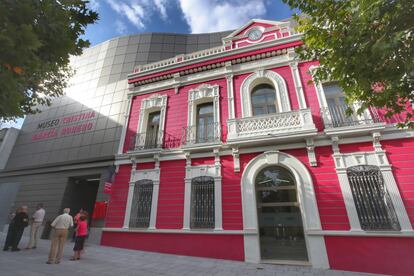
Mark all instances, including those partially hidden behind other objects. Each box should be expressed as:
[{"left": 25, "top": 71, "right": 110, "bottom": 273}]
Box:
[
  {"left": 128, "top": 131, "right": 163, "bottom": 151},
  {"left": 182, "top": 122, "right": 221, "bottom": 146},
  {"left": 227, "top": 108, "right": 316, "bottom": 142},
  {"left": 320, "top": 104, "right": 381, "bottom": 129}
]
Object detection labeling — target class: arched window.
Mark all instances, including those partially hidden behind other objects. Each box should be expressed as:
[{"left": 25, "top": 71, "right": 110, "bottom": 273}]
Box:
[
  {"left": 129, "top": 179, "right": 153, "bottom": 228},
  {"left": 191, "top": 176, "right": 215, "bottom": 228},
  {"left": 251, "top": 83, "right": 277, "bottom": 116},
  {"left": 347, "top": 165, "right": 400, "bottom": 231}
]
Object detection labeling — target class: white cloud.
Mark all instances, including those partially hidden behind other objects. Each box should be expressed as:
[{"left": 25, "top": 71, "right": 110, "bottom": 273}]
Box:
[
  {"left": 87, "top": 0, "right": 100, "bottom": 10},
  {"left": 154, "top": 0, "right": 168, "bottom": 20},
  {"left": 115, "top": 20, "right": 127, "bottom": 34},
  {"left": 105, "top": 0, "right": 169, "bottom": 30},
  {"left": 177, "top": 0, "right": 267, "bottom": 33}
]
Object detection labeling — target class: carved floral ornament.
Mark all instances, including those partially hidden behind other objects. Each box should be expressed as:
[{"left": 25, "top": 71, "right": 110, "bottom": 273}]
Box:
[
  {"left": 141, "top": 94, "right": 168, "bottom": 110},
  {"left": 188, "top": 84, "right": 219, "bottom": 102},
  {"left": 240, "top": 69, "right": 291, "bottom": 117}
]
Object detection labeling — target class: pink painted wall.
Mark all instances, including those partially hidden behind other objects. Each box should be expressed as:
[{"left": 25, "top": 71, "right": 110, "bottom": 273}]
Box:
[
  {"left": 325, "top": 236, "right": 414, "bottom": 276},
  {"left": 284, "top": 147, "right": 350, "bottom": 230},
  {"left": 101, "top": 231, "right": 244, "bottom": 261},
  {"left": 156, "top": 159, "right": 186, "bottom": 229},
  {"left": 105, "top": 164, "right": 131, "bottom": 228}
]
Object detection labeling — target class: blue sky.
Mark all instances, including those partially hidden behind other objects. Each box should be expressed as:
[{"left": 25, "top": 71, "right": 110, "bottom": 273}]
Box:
[{"left": 85, "top": 0, "right": 297, "bottom": 45}]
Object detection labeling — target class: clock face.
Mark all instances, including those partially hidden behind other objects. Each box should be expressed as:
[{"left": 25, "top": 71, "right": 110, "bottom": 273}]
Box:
[{"left": 247, "top": 28, "right": 262, "bottom": 41}]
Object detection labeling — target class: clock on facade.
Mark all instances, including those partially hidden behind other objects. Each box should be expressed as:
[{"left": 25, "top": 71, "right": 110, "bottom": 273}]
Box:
[{"left": 247, "top": 28, "right": 263, "bottom": 41}]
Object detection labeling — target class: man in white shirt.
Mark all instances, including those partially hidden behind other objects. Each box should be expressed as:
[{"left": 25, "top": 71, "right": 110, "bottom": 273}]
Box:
[
  {"left": 47, "top": 208, "right": 73, "bottom": 264},
  {"left": 26, "top": 203, "right": 46, "bottom": 249}
]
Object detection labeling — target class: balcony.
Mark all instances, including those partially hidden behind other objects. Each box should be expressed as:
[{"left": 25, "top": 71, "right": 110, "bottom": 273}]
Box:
[
  {"left": 181, "top": 122, "right": 221, "bottom": 149},
  {"left": 128, "top": 131, "right": 163, "bottom": 152},
  {"left": 226, "top": 109, "right": 317, "bottom": 144},
  {"left": 320, "top": 104, "right": 387, "bottom": 136}
]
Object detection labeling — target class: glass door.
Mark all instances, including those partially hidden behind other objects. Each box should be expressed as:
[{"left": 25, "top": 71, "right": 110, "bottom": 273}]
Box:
[
  {"left": 255, "top": 166, "right": 308, "bottom": 261},
  {"left": 145, "top": 111, "right": 160, "bottom": 149}
]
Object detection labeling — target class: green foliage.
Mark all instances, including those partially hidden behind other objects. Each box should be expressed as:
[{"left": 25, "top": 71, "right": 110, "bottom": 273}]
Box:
[
  {"left": 283, "top": 0, "right": 414, "bottom": 127},
  {"left": 0, "top": 0, "right": 98, "bottom": 121}
]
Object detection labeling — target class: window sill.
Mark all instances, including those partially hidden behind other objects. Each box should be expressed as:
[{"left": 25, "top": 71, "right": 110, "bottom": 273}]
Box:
[{"left": 103, "top": 227, "right": 244, "bottom": 235}]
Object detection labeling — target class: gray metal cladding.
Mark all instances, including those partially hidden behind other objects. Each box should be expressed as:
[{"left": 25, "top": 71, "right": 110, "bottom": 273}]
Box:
[{"left": 3, "top": 31, "right": 231, "bottom": 171}]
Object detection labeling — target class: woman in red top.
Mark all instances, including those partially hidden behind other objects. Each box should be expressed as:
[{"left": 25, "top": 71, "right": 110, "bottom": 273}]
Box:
[{"left": 70, "top": 215, "right": 88, "bottom": 261}]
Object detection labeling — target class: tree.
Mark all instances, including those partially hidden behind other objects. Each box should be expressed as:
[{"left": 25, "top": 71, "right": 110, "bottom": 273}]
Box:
[
  {"left": 0, "top": 0, "right": 98, "bottom": 121},
  {"left": 283, "top": 0, "right": 414, "bottom": 127}
]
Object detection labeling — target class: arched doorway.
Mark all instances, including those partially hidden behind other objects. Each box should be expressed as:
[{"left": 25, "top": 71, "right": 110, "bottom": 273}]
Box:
[
  {"left": 255, "top": 166, "right": 307, "bottom": 261},
  {"left": 241, "top": 151, "right": 329, "bottom": 268}
]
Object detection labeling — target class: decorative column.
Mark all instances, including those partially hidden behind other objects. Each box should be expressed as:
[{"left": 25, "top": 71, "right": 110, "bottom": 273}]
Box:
[
  {"left": 123, "top": 159, "right": 137, "bottom": 228},
  {"left": 289, "top": 62, "right": 307, "bottom": 109},
  {"left": 117, "top": 95, "right": 133, "bottom": 154},
  {"left": 183, "top": 152, "right": 192, "bottom": 230},
  {"left": 225, "top": 74, "right": 235, "bottom": 119},
  {"left": 149, "top": 154, "right": 160, "bottom": 229},
  {"left": 214, "top": 149, "right": 223, "bottom": 230}
]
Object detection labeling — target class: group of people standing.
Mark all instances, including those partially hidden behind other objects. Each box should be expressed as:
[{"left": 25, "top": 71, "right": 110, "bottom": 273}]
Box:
[
  {"left": 3, "top": 203, "right": 45, "bottom": 252},
  {"left": 2, "top": 204, "right": 89, "bottom": 265}
]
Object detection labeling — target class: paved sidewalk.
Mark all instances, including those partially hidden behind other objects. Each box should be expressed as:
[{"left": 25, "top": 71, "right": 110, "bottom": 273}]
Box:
[{"left": 0, "top": 233, "right": 373, "bottom": 276}]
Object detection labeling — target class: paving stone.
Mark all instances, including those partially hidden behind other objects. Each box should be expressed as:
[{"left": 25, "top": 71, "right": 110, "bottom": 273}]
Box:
[{"left": 0, "top": 233, "right": 376, "bottom": 276}]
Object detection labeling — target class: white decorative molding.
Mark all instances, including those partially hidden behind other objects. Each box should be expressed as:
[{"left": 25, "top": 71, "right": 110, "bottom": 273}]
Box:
[
  {"left": 123, "top": 159, "right": 161, "bottom": 230},
  {"left": 289, "top": 61, "right": 307, "bottom": 109},
  {"left": 333, "top": 139, "right": 413, "bottom": 232},
  {"left": 123, "top": 159, "right": 137, "bottom": 228},
  {"left": 240, "top": 69, "right": 291, "bottom": 117},
  {"left": 185, "top": 84, "right": 221, "bottom": 146},
  {"left": 241, "top": 151, "right": 329, "bottom": 268},
  {"left": 135, "top": 94, "right": 168, "bottom": 150},
  {"left": 306, "top": 138, "right": 317, "bottom": 167},
  {"left": 232, "top": 147, "right": 240, "bottom": 172},
  {"left": 225, "top": 74, "right": 235, "bottom": 119},
  {"left": 183, "top": 152, "right": 222, "bottom": 231}
]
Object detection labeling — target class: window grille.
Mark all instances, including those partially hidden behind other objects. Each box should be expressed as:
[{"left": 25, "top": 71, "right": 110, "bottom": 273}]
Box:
[
  {"left": 347, "top": 165, "right": 400, "bottom": 231},
  {"left": 129, "top": 179, "right": 153, "bottom": 228},
  {"left": 191, "top": 176, "right": 215, "bottom": 229}
]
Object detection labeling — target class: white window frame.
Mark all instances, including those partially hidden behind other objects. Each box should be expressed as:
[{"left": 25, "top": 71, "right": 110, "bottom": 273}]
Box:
[
  {"left": 333, "top": 137, "right": 412, "bottom": 232},
  {"left": 123, "top": 164, "right": 160, "bottom": 230},
  {"left": 240, "top": 69, "right": 291, "bottom": 117},
  {"left": 135, "top": 94, "right": 168, "bottom": 149},
  {"left": 183, "top": 154, "right": 222, "bottom": 230},
  {"left": 186, "top": 84, "right": 221, "bottom": 145}
]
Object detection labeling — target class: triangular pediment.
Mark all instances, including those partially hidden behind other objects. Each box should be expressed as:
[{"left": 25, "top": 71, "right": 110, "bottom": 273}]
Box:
[{"left": 224, "top": 19, "right": 289, "bottom": 40}]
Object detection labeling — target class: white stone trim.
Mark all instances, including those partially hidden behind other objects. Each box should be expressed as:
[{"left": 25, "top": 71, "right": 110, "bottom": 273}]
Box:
[
  {"left": 225, "top": 74, "right": 235, "bottom": 119},
  {"left": 333, "top": 135, "right": 412, "bottom": 232},
  {"left": 241, "top": 151, "right": 329, "bottom": 269},
  {"left": 289, "top": 61, "right": 307, "bottom": 109},
  {"left": 183, "top": 152, "right": 222, "bottom": 230},
  {"left": 135, "top": 94, "right": 168, "bottom": 149},
  {"left": 187, "top": 83, "right": 220, "bottom": 126},
  {"left": 123, "top": 161, "right": 161, "bottom": 229},
  {"left": 240, "top": 69, "right": 291, "bottom": 117}
]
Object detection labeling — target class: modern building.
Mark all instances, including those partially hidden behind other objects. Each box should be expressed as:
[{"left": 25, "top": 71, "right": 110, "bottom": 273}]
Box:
[
  {"left": 0, "top": 30, "right": 231, "bottom": 240},
  {"left": 101, "top": 19, "right": 414, "bottom": 276}
]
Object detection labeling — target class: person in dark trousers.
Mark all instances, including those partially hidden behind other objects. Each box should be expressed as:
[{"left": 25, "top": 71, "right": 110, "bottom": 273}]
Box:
[{"left": 3, "top": 206, "right": 29, "bottom": 251}]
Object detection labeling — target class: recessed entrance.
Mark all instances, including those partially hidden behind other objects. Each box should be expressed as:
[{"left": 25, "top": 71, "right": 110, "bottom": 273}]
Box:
[
  {"left": 255, "top": 166, "right": 308, "bottom": 262},
  {"left": 61, "top": 174, "right": 100, "bottom": 220}
]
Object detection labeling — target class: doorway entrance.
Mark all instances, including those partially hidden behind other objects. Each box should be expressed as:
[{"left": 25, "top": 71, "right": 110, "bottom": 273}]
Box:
[
  {"left": 255, "top": 166, "right": 308, "bottom": 262},
  {"left": 60, "top": 175, "right": 100, "bottom": 220}
]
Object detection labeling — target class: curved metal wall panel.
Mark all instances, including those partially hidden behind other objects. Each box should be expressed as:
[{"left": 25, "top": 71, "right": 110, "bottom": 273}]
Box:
[{"left": 5, "top": 31, "right": 231, "bottom": 170}]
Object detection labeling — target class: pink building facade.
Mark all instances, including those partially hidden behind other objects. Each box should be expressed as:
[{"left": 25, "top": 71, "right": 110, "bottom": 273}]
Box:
[{"left": 102, "top": 20, "right": 414, "bottom": 275}]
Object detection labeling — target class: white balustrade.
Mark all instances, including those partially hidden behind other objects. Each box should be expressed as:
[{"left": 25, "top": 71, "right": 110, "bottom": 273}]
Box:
[{"left": 227, "top": 109, "right": 315, "bottom": 142}]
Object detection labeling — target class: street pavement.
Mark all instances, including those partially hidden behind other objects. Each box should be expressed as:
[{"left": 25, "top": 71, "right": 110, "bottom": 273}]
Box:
[{"left": 0, "top": 233, "right": 375, "bottom": 276}]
